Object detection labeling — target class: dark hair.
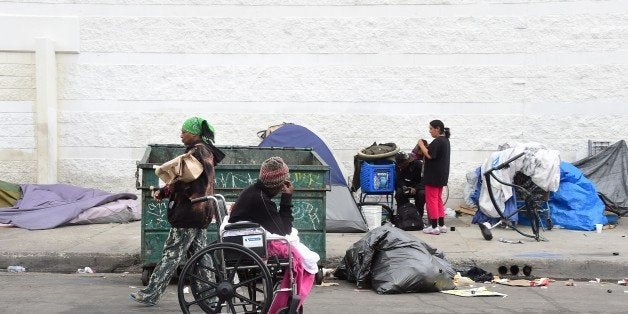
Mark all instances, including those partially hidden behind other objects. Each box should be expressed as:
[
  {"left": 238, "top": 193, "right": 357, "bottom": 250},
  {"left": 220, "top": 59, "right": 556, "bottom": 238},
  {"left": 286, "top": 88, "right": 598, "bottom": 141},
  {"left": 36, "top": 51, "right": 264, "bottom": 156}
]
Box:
[
  {"left": 395, "top": 152, "right": 410, "bottom": 164},
  {"left": 200, "top": 121, "right": 215, "bottom": 143},
  {"left": 430, "top": 119, "right": 451, "bottom": 139}
]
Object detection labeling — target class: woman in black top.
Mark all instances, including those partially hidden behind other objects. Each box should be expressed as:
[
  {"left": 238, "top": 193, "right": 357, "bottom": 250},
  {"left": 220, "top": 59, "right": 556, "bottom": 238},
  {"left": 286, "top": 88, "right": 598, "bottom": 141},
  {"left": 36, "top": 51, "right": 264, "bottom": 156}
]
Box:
[{"left": 417, "top": 120, "right": 451, "bottom": 235}]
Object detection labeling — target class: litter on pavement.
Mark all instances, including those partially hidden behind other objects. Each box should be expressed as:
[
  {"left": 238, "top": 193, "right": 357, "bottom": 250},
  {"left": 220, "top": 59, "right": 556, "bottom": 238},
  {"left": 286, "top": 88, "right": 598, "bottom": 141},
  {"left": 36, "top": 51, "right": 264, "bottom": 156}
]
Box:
[
  {"left": 498, "top": 238, "right": 524, "bottom": 244},
  {"left": 7, "top": 266, "right": 26, "bottom": 273},
  {"left": 453, "top": 272, "right": 475, "bottom": 287},
  {"left": 441, "top": 287, "right": 507, "bottom": 297},
  {"left": 494, "top": 277, "right": 550, "bottom": 287},
  {"left": 77, "top": 267, "right": 94, "bottom": 274}
]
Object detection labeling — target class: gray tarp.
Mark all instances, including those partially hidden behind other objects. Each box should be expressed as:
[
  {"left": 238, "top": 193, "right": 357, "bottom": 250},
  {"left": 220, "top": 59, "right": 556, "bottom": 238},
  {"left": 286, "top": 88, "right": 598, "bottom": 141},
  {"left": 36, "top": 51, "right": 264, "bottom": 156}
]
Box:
[
  {"left": 573, "top": 140, "right": 628, "bottom": 211},
  {"left": 335, "top": 225, "right": 455, "bottom": 294}
]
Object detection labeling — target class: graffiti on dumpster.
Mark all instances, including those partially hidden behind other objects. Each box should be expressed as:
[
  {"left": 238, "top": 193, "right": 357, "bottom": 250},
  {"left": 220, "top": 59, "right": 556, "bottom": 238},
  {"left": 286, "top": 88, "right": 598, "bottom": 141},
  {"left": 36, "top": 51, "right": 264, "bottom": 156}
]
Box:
[
  {"left": 290, "top": 172, "right": 324, "bottom": 189},
  {"left": 146, "top": 201, "right": 169, "bottom": 229},
  {"left": 215, "top": 171, "right": 324, "bottom": 189},
  {"left": 292, "top": 200, "right": 322, "bottom": 230},
  {"left": 215, "top": 172, "right": 257, "bottom": 189}
]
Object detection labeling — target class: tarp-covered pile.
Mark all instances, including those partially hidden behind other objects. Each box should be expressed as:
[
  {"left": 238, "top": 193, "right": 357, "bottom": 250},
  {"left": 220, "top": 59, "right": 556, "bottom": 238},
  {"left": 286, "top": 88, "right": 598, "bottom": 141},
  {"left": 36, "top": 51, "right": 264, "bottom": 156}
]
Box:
[
  {"left": 466, "top": 141, "right": 620, "bottom": 231},
  {"left": 0, "top": 183, "right": 138, "bottom": 230},
  {"left": 335, "top": 225, "right": 455, "bottom": 294},
  {"left": 478, "top": 142, "right": 561, "bottom": 219}
]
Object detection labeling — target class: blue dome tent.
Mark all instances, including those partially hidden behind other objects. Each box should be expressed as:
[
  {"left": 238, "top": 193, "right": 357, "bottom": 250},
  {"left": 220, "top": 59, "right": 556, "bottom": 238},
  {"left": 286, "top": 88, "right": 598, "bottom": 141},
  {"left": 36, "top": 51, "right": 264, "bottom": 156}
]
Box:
[{"left": 259, "top": 123, "right": 368, "bottom": 232}]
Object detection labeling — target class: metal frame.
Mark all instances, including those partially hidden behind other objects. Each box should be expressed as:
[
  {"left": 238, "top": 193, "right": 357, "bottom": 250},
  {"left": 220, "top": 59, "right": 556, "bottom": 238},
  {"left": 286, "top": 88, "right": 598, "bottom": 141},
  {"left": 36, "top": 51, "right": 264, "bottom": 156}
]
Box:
[
  {"left": 480, "top": 153, "right": 549, "bottom": 242},
  {"left": 178, "top": 194, "right": 300, "bottom": 314}
]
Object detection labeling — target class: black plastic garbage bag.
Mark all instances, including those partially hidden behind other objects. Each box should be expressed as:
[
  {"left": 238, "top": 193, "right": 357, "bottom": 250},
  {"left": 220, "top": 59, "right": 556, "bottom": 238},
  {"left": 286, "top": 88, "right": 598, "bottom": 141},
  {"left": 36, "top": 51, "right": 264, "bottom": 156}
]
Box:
[{"left": 335, "top": 225, "right": 455, "bottom": 294}]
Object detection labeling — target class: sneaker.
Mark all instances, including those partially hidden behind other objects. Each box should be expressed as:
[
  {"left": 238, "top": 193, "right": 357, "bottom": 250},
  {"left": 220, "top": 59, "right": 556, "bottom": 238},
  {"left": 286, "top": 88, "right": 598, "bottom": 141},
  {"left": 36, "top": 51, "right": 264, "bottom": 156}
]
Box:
[
  {"left": 129, "top": 292, "right": 156, "bottom": 306},
  {"left": 438, "top": 225, "right": 448, "bottom": 233},
  {"left": 422, "top": 226, "right": 440, "bottom": 235}
]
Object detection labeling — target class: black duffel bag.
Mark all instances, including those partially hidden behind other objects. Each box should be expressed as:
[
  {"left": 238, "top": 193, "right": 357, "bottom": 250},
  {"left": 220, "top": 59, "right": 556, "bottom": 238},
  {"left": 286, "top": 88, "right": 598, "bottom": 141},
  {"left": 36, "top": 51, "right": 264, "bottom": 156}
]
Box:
[{"left": 393, "top": 203, "right": 423, "bottom": 231}]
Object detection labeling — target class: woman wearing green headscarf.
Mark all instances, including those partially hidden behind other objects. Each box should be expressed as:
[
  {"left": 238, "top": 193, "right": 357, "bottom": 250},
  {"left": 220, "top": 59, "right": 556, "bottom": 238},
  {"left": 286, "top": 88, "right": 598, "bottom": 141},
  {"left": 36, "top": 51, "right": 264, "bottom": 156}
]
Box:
[
  {"left": 181, "top": 116, "right": 215, "bottom": 144},
  {"left": 130, "top": 116, "right": 225, "bottom": 306}
]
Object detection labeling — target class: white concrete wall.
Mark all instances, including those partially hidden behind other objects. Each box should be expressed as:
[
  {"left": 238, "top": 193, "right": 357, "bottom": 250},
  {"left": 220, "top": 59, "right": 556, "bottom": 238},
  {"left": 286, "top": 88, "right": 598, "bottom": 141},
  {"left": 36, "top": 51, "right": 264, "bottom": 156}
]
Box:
[{"left": 1, "top": 0, "right": 627, "bottom": 206}]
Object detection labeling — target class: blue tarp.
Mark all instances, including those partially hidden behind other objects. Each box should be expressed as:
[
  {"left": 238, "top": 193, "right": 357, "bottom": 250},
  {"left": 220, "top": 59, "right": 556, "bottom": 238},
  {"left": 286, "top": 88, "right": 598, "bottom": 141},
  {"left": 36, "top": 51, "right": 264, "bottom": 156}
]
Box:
[{"left": 548, "top": 162, "right": 607, "bottom": 231}]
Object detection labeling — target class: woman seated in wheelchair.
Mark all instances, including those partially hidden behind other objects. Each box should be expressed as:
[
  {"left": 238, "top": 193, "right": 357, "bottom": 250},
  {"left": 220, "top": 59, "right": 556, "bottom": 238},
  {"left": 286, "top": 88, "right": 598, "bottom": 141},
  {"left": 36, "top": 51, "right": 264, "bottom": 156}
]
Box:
[{"left": 228, "top": 156, "right": 319, "bottom": 313}]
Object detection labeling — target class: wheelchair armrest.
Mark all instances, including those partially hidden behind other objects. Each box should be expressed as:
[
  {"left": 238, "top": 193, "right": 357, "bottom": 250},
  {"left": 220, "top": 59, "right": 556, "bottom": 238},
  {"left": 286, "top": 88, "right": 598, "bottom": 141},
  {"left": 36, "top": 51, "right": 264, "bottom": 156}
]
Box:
[{"left": 224, "top": 221, "right": 261, "bottom": 231}]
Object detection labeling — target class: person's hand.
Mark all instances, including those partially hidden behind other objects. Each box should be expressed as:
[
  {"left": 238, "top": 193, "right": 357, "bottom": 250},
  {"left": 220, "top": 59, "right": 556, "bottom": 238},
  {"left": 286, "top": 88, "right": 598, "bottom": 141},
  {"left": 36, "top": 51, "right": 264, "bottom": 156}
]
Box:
[
  {"left": 417, "top": 139, "right": 426, "bottom": 149},
  {"left": 403, "top": 187, "right": 416, "bottom": 195},
  {"left": 282, "top": 180, "right": 294, "bottom": 194},
  {"left": 151, "top": 189, "right": 162, "bottom": 201}
]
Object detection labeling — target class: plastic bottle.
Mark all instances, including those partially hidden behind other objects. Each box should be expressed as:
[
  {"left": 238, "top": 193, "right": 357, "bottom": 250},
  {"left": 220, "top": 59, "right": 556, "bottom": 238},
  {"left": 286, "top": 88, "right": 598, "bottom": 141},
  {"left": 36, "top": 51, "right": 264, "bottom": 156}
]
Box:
[{"left": 7, "top": 266, "right": 26, "bottom": 273}]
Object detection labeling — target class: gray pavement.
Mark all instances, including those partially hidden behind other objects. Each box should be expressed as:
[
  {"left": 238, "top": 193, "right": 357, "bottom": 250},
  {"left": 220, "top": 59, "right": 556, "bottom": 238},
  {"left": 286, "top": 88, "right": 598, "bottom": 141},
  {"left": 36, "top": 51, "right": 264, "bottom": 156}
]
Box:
[
  {"left": 2, "top": 272, "right": 627, "bottom": 313},
  {"left": 1, "top": 215, "right": 626, "bottom": 281}
]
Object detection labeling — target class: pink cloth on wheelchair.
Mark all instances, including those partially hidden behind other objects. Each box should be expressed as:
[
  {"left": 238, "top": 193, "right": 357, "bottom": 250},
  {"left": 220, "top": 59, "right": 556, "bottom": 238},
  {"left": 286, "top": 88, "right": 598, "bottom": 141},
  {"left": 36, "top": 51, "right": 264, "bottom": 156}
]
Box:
[{"left": 267, "top": 240, "right": 315, "bottom": 314}]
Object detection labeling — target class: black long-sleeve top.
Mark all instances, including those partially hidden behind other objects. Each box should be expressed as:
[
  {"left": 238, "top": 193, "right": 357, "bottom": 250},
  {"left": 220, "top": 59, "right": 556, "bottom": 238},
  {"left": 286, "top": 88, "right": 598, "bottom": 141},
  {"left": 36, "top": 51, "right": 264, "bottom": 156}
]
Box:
[
  {"left": 395, "top": 159, "right": 423, "bottom": 192},
  {"left": 228, "top": 180, "right": 294, "bottom": 236},
  {"left": 423, "top": 136, "right": 451, "bottom": 187}
]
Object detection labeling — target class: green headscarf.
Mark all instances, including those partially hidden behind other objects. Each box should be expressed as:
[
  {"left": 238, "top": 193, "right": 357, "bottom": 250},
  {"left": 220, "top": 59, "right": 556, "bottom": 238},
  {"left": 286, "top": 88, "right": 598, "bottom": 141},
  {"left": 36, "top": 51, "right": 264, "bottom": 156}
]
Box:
[{"left": 182, "top": 117, "right": 215, "bottom": 143}]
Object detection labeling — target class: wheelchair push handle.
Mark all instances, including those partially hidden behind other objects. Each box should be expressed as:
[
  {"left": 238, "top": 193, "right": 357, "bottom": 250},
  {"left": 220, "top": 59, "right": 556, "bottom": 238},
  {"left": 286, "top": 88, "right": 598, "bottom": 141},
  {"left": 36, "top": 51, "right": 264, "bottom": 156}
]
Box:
[
  {"left": 487, "top": 152, "right": 525, "bottom": 173},
  {"left": 190, "top": 194, "right": 228, "bottom": 223},
  {"left": 191, "top": 195, "right": 211, "bottom": 204}
]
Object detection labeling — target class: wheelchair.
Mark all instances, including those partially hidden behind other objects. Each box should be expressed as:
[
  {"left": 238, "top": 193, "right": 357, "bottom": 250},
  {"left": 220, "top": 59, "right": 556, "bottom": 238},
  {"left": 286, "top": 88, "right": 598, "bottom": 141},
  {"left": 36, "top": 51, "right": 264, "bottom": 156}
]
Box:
[{"left": 177, "top": 194, "right": 302, "bottom": 314}]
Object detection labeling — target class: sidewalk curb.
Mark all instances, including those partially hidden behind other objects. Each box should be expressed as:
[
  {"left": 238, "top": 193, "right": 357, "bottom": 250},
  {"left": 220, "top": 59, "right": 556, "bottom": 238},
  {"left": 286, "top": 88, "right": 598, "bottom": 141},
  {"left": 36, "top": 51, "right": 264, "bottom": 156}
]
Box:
[
  {"left": 1, "top": 252, "right": 140, "bottom": 273},
  {"left": 3, "top": 249, "right": 626, "bottom": 281},
  {"left": 444, "top": 257, "right": 628, "bottom": 281}
]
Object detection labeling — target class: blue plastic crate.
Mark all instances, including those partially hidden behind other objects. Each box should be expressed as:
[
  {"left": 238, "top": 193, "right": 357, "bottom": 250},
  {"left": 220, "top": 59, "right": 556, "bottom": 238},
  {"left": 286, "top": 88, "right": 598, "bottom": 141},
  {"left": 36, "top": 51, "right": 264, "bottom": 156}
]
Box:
[{"left": 360, "top": 161, "right": 395, "bottom": 193}]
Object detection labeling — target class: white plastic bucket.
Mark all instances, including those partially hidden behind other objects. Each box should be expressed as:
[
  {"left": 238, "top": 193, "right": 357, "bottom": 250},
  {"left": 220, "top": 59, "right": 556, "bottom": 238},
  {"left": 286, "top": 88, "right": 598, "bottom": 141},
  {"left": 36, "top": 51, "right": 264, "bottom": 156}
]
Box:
[{"left": 362, "top": 205, "right": 382, "bottom": 231}]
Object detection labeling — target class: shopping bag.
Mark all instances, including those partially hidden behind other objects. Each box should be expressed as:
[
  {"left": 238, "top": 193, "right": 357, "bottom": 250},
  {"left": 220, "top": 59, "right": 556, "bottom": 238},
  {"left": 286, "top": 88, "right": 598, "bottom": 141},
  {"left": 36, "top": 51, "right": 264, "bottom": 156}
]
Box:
[{"left": 155, "top": 152, "right": 203, "bottom": 184}]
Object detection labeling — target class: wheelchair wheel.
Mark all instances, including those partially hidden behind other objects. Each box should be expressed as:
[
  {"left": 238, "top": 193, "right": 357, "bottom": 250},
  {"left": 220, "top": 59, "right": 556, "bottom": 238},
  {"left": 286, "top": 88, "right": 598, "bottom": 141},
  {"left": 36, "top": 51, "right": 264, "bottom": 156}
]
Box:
[{"left": 178, "top": 242, "right": 273, "bottom": 314}]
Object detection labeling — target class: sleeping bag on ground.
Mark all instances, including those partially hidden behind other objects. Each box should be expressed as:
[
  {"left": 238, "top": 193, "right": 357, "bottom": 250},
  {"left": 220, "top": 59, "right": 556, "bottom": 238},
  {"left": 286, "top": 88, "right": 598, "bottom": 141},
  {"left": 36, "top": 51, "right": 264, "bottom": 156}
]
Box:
[{"left": 335, "top": 225, "right": 455, "bottom": 294}]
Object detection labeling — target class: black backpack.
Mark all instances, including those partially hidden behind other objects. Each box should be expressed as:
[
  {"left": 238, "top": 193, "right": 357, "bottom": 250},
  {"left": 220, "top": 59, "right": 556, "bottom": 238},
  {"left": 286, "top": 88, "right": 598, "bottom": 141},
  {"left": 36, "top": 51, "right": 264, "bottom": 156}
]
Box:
[{"left": 393, "top": 203, "right": 423, "bottom": 231}]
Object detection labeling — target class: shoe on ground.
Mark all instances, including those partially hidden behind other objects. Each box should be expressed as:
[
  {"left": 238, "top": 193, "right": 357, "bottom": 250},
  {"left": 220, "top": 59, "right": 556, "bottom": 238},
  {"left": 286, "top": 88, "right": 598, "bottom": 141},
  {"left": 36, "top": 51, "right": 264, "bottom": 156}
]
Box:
[
  {"left": 129, "top": 292, "right": 156, "bottom": 306},
  {"left": 422, "top": 226, "right": 440, "bottom": 235},
  {"left": 438, "top": 225, "right": 448, "bottom": 233}
]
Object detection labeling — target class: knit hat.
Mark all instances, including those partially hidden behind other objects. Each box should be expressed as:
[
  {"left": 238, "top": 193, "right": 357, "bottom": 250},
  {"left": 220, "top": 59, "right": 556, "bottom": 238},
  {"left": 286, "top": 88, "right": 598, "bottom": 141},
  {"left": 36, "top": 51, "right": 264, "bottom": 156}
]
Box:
[{"left": 259, "top": 156, "right": 290, "bottom": 189}]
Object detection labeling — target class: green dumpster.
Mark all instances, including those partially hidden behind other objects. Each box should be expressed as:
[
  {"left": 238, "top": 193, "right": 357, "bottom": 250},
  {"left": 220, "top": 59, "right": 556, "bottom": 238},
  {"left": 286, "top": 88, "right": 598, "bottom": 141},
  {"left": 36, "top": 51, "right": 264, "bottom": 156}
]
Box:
[{"left": 136, "top": 145, "right": 330, "bottom": 284}]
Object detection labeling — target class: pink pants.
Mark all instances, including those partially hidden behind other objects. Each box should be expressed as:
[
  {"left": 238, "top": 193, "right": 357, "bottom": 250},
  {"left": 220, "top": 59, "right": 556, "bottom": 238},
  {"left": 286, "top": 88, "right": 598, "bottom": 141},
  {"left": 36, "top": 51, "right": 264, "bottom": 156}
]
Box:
[
  {"left": 267, "top": 241, "right": 315, "bottom": 314},
  {"left": 425, "top": 184, "right": 445, "bottom": 220}
]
